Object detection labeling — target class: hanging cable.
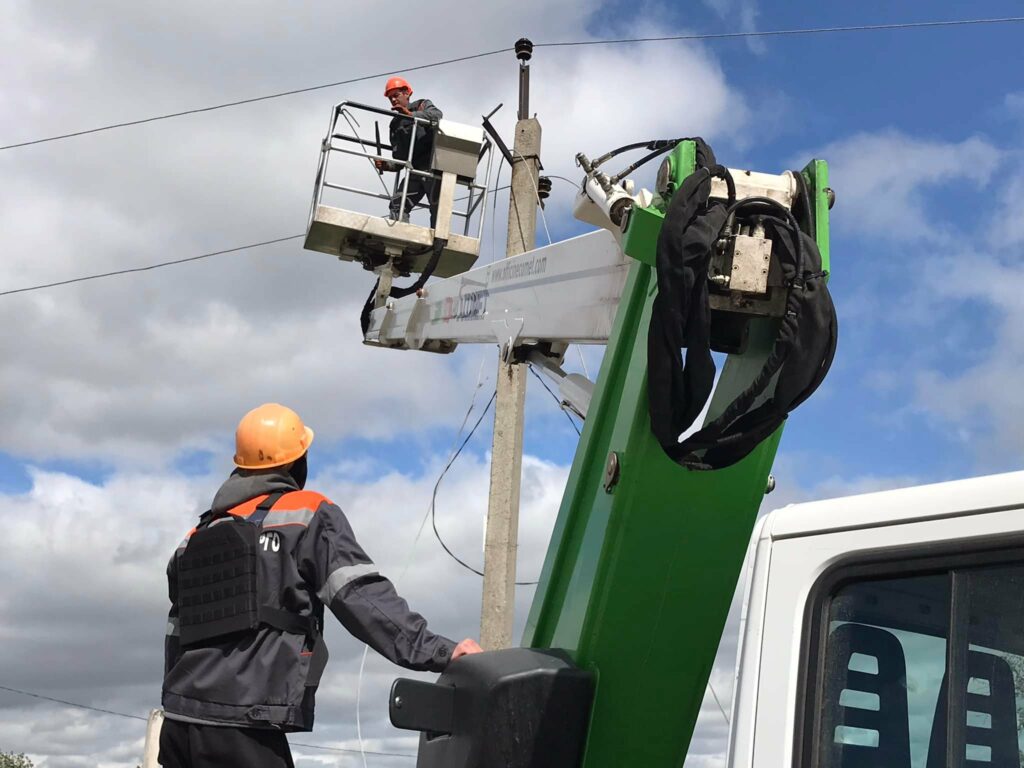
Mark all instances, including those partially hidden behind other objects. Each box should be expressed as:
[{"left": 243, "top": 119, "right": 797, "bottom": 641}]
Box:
[
  {"left": 354, "top": 355, "right": 491, "bottom": 767},
  {"left": 547, "top": 175, "right": 580, "bottom": 188},
  {"left": 514, "top": 150, "right": 551, "bottom": 246},
  {"left": 338, "top": 107, "right": 392, "bottom": 198},
  {"left": 428, "top": 390, "right": 540, "bottom": 586},
  {"left": 507, "top": 176, "right": 530, "bottom": 254},
  {"left": 429, "top": 391, "right": 493, "bottom": 578},
  {"left": 529, "top": 366, "right": 581, "bottom": 437},
  {"left": 355, "top": 647, "right": 370, "bottom": 768},
  {"left": 287, "top": 740, "right": 414, "bottom": 759},
  {"left": 707, "top": 680, "right": 731, "bottom": 726},
  {"left": 575, "top": 346, "right": 590, "bottom": 380}
]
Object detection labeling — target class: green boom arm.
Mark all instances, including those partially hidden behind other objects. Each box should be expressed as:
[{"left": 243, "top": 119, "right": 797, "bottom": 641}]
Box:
[{"left": 522, "top": 142, "right": 831, "bottom": 768}]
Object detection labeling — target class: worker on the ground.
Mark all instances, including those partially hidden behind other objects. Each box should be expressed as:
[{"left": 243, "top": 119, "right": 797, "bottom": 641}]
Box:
[
  {"left": 160, "top": 403, "right": 482, "bottom": 768},
  {"left": 374, "top": 76, "right": 443, "bottom": 227}
]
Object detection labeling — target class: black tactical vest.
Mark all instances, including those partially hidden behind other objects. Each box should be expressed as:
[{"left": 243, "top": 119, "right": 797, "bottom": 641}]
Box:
[{"left": 177, "top": 491, "right": 315, "bottom": 646}]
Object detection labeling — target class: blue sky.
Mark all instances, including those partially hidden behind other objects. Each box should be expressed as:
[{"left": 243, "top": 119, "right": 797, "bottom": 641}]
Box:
[
  {"left": 1, "top": 2, "right": 1023, "bottom": 766},
  {"left": 513, "top": 2, "right": 1024, "bottom": 489}
]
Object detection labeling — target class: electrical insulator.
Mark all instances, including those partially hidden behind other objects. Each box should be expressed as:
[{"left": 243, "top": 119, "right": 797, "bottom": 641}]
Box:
[
  {"left": 515, "top": 38, "right": 534, "bottom": 62},
  {"left": 538, "top": 176, "right": 552, "bottom": 200}
]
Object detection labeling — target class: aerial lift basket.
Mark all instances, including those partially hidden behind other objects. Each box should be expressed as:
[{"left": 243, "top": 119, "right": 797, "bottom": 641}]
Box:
[{"left": 304, "top": 101, "right": 493, "bottom": 279}]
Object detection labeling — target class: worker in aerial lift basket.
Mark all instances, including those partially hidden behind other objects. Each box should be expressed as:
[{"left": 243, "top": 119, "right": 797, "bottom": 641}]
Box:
[
  {"left": 374, "top": 75, "right": 443, "bottom": 227},
  {"left": 160, "top": 403, "right": 482, "bottom": 768}
]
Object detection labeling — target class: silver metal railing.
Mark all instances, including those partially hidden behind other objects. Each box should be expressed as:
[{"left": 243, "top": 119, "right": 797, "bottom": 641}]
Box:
[{"left": 307, "top": 100, "right": 494, "bottom": 241}]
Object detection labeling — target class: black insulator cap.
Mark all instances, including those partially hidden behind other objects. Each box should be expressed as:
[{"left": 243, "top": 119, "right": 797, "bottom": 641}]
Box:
[
  {"left": 537, "top": 176, "right": 552, "bottom": 200},
  {"left": 515, "top": 38, "right": 534, "bottom": 62}
]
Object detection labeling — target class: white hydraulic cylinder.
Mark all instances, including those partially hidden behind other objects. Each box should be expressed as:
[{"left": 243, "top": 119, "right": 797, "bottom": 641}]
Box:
[{"left": 364, "top": 229, "right": 628, "bottom": 354}]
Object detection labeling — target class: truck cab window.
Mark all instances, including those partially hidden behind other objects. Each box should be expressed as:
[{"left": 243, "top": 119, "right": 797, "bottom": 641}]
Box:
[
  {"left": 811, "top": 557, "right": 1024, "bottom": 768},
  {"left": 819, "top": 574, "right": 949, "bottom": 768}
]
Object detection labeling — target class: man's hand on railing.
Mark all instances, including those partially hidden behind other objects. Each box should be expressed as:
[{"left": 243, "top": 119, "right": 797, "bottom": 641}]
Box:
[{"left": 374, "top": 159, "right": 399, "bottom": 173}]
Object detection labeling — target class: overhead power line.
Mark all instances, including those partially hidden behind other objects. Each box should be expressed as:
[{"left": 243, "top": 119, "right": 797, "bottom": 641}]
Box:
[
  {"left": 2, "top": 17, "right": 1021, "bottom": 152},
  {"left": 0, "top": 234, "right": 303, "bottom": 298},
  {"left": 0, "top": 48, "right": 512, "bottom": 151},
  {"left": 0, "top": 178, "right": 511, "bottom": 299},
  {"left": 0, "top": 682, "right": 415, "bottom": 759},
  {"left": 536, "top": 16, "right": 1024, "bottom": 48},
  {"left": 0, "top": 683, "right": 148, "bottom": 722}
]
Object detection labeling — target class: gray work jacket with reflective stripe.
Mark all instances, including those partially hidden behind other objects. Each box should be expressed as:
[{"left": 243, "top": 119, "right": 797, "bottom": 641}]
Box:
[
  {"left": 162, "top": 469, "right": 455, "bottom": 732},
  {"left": 390, "top": 98, "right": 442, "bottom": 170}
]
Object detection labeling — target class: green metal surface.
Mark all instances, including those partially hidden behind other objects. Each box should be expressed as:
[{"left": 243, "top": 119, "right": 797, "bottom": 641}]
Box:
[
  {"left": 523, "top": 143, "right": 830, "bottom": 768},
  {"left": 803, "top": 158, "right": 831, "bottom": 276},
  {"left": 620, "top": 206, "right": 663, "bottom": 267}
]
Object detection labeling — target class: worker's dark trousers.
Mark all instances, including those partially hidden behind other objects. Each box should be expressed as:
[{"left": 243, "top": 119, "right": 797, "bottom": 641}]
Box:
[
  {"left": 389, "top": 173, "right": 439, "bottom": 228},
  {"left": 158, "top": 719, "right": 295, "bottom": 768}
]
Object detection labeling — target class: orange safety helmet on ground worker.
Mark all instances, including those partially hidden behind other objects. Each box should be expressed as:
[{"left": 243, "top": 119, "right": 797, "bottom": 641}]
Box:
[
  {"left": 234, "top": 403, "right": 315, "bottom": 470},
  {"left": 384, "top": 76, "right": 412, "bottom": 97}
]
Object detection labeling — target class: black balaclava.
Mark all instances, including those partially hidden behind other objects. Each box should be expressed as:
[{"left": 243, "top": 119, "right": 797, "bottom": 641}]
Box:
[{"left": 289, "top": 453, "right": 308, "bottom": 489}]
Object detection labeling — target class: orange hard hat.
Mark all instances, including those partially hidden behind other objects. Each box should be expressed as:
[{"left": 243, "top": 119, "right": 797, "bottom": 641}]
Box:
[
  {"left": 384, "top": 76, "right": 412, "bottom": 96},
  {"left": 234, "top": 403, "right": 315, "bottom": 470}
]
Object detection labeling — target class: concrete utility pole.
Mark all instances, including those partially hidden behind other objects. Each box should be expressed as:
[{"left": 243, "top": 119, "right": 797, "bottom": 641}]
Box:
[{"left": 480, "top": 39, "right": 541, "bottom": 650}]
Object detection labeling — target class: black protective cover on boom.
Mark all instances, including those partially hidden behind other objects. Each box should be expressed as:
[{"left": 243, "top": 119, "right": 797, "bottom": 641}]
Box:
[
  {"left": 390, "top": 647, "right": 594, "bottom": 768},
  {"left": 648, "top": 139, "right": 725, "bottom": 454},
  {"left": 178, "top": 491, "right": 312, "bottom": 646},
  {"left": 647, "top": 139, "right": 837, "bottom": 470}
]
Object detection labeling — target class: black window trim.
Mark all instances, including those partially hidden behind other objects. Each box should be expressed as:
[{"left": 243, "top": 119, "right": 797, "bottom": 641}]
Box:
[{"left": 793, "top": 533, "right": 1024, "bottom": 768}]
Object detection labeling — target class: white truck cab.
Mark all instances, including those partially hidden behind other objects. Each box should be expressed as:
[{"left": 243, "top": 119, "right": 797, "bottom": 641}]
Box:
[{"left": 728, "top": 470, "right": 1024, "bottom": 768}]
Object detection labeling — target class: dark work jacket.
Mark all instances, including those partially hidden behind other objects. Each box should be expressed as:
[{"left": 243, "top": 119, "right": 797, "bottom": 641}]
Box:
[
  {"left": 162, "top": 469, "right": 455, "bottom": 732},
  {"left": 390, "top": 98, "right": 443, "bottom": 171}
]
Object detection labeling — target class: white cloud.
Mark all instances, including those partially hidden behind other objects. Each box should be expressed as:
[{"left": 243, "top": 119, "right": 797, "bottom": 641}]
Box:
[
  {"left": 0, "top": 0, "right": 749, "bottom": 468},
  {"left": 792, "top": 124, "right": 1024, "bottom": 466},
  {"left": 1004, "top": 91, "right": 1024, "bottom": 121},
  {"left": 989, "top": 156, "right": 1024, "bottom": 247},
  {"left": 701, "top": 0, "right": 765, "bottom": 55},
  {"left": 910, "top": 252, "right": 1024, "bottom": 465},
  {"left": 0, "top": 3, "right": 885, "bottom": 766},
  {"left": 802, "top": 129, "right": 1001, "bottom": 242},
  {"left": 0, "top": 452, "right": 567, "bottom": 766},
  {"left": 3, "top": 4, "right": 1017, "bottom": 756}
]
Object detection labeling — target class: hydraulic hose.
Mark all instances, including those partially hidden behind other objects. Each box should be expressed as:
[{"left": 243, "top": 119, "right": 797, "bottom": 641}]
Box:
[
  {"left": 390, "top": 239, "right": 447, "bottom": 299},
  {"left": 592, "top": 138, "right": 683, "bottom": 170},
  {"left": 609, "top": 141, "right": 684, "bottom": 186},
  {"left": 360, "top": 238, "right": 448, "bottom": 336}
]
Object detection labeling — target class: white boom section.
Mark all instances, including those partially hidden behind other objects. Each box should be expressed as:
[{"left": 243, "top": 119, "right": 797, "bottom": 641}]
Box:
[{"left": 364, "top": 229, "right": 627, "bottom": 354}]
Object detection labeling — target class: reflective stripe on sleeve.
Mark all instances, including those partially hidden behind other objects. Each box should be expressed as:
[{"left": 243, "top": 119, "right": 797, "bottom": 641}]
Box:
[
  {"left": 262, "top": 508, "right": 316, "bottom": 528},
  {"left": 166, "top": 617, "right": 179, "bottom": 637},
  {"left": 209, "top": 508, "right": 316, "bottom": 528},
  {"left": 317, "top": 563, "right": 379, "bottom": 604}
]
